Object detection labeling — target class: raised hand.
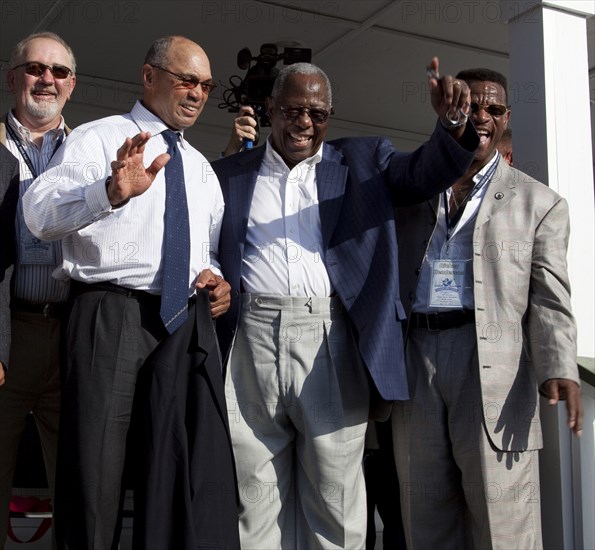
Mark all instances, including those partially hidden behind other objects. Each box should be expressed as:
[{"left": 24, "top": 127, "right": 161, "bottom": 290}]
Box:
[
  {"left": 107, "top": 131, "right": 170, "bottom": 206},
  {"left": 427, "top": 57, "right": 470, "bottom": 136}
]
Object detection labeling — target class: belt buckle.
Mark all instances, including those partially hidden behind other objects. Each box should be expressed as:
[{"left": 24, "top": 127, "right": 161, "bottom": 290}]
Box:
[{"left": 426, "top": 312, "right": 440, "bottom": 332}]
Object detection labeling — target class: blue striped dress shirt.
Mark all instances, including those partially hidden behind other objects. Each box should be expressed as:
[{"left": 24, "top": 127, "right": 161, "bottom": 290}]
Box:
[{"left": 5, "top": 111, "right": 69, "bottom": 302}]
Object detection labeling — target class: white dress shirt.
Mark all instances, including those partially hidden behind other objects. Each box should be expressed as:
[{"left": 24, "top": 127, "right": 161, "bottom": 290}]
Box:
[
  {"left": 412, "top": 152, "right": 500, "bottom": 313},
  {"left": 5, "top": 111, "right": 69, "bottom": 302},
  {"left": 23, "top": 101, "right": 224, "bottom": 295},
  {"left": 241, "top": 139, "right": 333, "bottom": 296}
]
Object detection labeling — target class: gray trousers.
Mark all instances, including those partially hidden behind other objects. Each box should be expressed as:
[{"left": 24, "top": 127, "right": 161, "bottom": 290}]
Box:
[
  {"left": 54, "top": 285, "right": 166, "bottom": 550},
  {"left": 392, "top": 323, "right": 542, "bottom": 550},
  {"left": 226, "top": 294, "right": 370, "bottom": 550}
]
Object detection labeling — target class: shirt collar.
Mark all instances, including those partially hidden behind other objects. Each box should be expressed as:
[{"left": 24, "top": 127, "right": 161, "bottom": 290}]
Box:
[
  {"left": 264, "top": 137, "right": 324, "bottom": 172},
  {"left": 7, "top": 110, "right": 65, "bottom": 146},
  {"left": 131, "top": 100, "right": 188, "bottom": 150},
  {"left": 472, "top": 151, "right": 500, "bottom": 184}
]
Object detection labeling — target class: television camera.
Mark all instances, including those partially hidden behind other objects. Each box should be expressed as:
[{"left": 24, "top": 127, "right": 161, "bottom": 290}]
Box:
[{"left": 218, "top": 43, "right": 312, "bottom": 128}]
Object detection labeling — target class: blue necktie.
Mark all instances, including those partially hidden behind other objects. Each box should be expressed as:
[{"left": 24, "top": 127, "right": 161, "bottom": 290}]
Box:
[{"left": 160, "top": 130, "right": 191, "bottom": 334}]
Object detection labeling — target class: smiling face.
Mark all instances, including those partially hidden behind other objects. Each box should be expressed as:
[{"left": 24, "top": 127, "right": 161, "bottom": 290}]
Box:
[
  {"left": 266, "top": 73, "right": 331, "bottom": 168},
  {"left": 467, "top": 80, "right": 510, "bottom": 169},
  {"left": 142, "top": 38, "right": 212, "bottom": 131},
  {"left": 7, "top": 37, "right": 76, "bottom": 130}
]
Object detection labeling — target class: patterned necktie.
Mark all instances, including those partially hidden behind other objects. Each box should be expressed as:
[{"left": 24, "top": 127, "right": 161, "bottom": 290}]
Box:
[{"left": 160, "top": 129, "right": 191, "bottom": 334}]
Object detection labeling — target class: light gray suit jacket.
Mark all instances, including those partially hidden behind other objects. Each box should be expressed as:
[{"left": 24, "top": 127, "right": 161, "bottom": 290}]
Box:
[{"left": 396, "top": 157, "right": 579, "bottom": 452}]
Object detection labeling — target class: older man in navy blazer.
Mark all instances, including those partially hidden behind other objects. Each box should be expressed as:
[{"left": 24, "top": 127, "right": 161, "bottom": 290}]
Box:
[{"left": 212, "top": 58, "right": 478, "bottom": 549}]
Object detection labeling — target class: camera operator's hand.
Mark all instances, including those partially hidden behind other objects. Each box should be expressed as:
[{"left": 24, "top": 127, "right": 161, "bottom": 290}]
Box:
[{"left": 222, "top": 105, "right": 259, "bottom": 157}]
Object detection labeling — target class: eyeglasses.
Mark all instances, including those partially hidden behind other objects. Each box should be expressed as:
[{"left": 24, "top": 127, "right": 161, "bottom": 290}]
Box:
[
  {"left": 470, "top": 102, "right": 509, "bottom": 117},
  {"left": 150, "top": 65, "right": 217, "bottom": 94},
  {"left": 12, "top": 61, "right": 72, "bottom": 79},
  {"left": 279, "top": 106, "right": 331, "bottom": 124}
]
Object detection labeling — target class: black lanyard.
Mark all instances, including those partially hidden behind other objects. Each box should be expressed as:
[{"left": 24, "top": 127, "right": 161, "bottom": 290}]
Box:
[
  {"left": 444, "top": 154, "right": 499, "bottom": 240},
  {"left": 6, "top": 122, "right": 63, "bottom": 179}
]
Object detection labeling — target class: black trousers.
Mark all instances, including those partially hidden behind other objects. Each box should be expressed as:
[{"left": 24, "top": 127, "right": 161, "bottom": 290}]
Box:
[
  {"left": 54, "top": 282, "right": 167, "bottom": 550},
  {"left": 364, "top": 419, "right": 406, "bottom": 550}
]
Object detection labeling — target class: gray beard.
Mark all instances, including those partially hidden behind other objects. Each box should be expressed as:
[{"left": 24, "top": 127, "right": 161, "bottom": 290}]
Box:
[{"left": 26, "top": 95, "right": 61, "bottom": 120}]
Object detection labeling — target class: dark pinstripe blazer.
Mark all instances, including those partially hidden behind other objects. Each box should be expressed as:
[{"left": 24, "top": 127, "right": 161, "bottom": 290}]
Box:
[
  {"left": 132, "top": 290, "right": 240, "bottom": 549},
  {"left": 212, "top": 122, "right": 477, "bottom": 400}
]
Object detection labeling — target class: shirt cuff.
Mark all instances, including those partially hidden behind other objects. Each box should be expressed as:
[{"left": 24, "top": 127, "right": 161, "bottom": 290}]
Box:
[{"left": 86, "top": 178, "right": 114, "bottom": 216}]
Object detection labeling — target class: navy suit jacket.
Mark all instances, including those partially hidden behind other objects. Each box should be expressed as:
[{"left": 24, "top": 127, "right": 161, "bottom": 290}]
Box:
[
  {"left": 212, "top": 122, "right": 477, "bottom": 400},
  {"left": 132, "top": 289, "right": 240, "bottom": 550}
]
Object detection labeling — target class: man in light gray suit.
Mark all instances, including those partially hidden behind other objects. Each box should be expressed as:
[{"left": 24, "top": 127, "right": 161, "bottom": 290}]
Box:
[{"left": 392, "top": 68, "right": 583, "bottom": 550}]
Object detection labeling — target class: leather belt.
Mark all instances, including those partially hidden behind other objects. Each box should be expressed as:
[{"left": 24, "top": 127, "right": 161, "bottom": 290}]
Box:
[
  {"left": 70, "top": 280, "right": 161, "bottom": 304},
  {"left": 69, "top": 280, "right": 195, "bottom": 308},
  {"left": 409, "top": 309, "right": 475, "bottom": 331},
  {"left": 11, "top": 298, "right": 67, "bottom": 319}
]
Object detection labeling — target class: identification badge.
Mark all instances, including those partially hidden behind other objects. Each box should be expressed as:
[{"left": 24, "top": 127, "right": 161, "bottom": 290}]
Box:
[
  {"left": 19, "top": 214, "right": 56, "bottom": 265},
  {"left": 428, "top": 259, "right": 466, "bottom": 309}
]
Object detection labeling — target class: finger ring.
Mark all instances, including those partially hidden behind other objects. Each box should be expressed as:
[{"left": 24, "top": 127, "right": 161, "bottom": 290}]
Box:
[
  {"left": 445, "top": 108, "right": 468, "bottom": 127},
  {"left": 454, "top": 80, "right": 460, "bottom": 86}
]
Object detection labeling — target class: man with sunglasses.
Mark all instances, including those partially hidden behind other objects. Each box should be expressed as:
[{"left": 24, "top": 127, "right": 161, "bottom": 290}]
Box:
[
  {"left": 0, "top": 31, "right": 76, "bottom": 549},
  {"left": 23, "top": 36, "right": 234, "bottom": 549},
  {"left": 392, "top": 67, "right": 582, "bottom": 549},
  {"left": 211, "top": 59, "right": 479, "bottom": 549}
]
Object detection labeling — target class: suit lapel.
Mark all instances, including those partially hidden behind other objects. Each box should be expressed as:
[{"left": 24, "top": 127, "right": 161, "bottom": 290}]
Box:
[
  {"left": 226, "top": 149, "right": 265, "bottom": 245},
  {"left": 316, "top": 145, "right": 348, "bottom": 249},
  {"left": 475, "top": 159, "right": 516, "bottom": 228}
]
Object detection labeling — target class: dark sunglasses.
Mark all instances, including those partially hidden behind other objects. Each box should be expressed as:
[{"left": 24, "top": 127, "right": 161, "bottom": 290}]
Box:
[
  {"left": 470, "top": 102, "right": 509, "bottom": 117},
  {"left": 150, "top": 65, "right": 217, "bottom": 95},
  {"left": 279, "top": 106, "right": 331, "bottom": 124},
  {"left": 12, "top": 61, "right": 73, "bottom": 79}
]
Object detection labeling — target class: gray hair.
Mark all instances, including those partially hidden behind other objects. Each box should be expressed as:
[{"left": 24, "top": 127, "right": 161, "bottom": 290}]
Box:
[
  {"left": 144, "top": 36, "right": 199, "bottom": 67},
  {"left": 9, "top": 32, "right": 76, "bottom": 73},
  {"left": 271, "top": 62, "right": 332, "bottom": 105},
  {"left": 144, "top": 36, "right": 179, "bottom": 67}
]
